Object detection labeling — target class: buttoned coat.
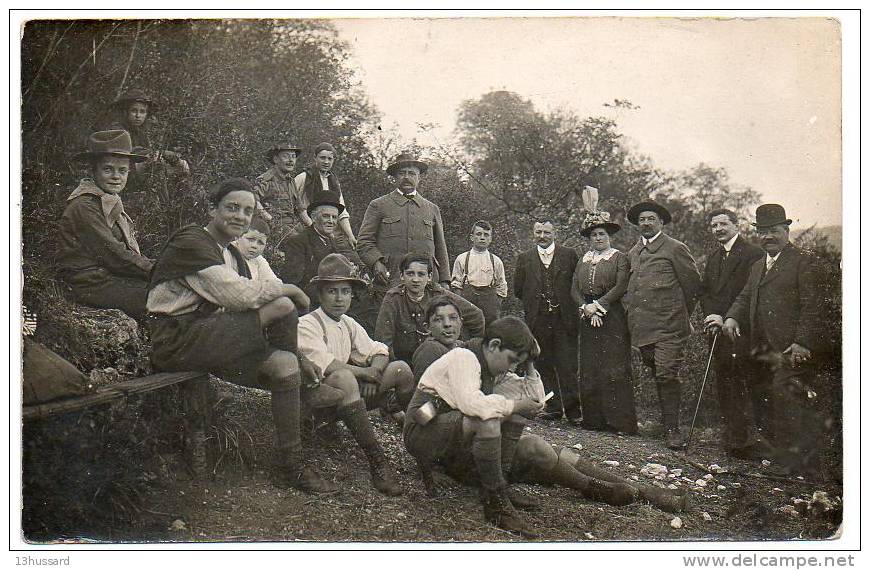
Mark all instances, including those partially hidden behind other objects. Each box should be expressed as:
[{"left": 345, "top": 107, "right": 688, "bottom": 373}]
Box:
[
  {"left": 700, "top": 235, "right": 765, "bottom": 317},
  {"left": 279, "top": 225, "right": 362, "bottom": 301},
  {"left": 725, "top": 243, "right": 825, "bottom": 353},
  {"left": 356, "top": 190, "right": 450, "bottom": 285},
  {"left": 624, "top": 233, "right": 702, "bottom": 347},
  {"left": 513, "top": 245, "right": 580, "bottom": 332}
]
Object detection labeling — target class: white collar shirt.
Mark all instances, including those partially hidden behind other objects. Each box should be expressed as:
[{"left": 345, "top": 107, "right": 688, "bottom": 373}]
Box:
[{"left": 537, "top": 242, "right": 556, "bottom": 268}]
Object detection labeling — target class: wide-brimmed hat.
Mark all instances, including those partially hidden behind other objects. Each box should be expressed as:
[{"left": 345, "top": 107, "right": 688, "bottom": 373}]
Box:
[
  {"left": 112, "top": 89, "right": 153, "bottom": 111},
  {"left": 265, "top": 142, "right": 302, "bottom": 162},
  {"left": 751, "top": 204, "right": 792, "bottom": 229},
  {"left": 73, "top": 130, "right": 150, "bottom": 163},
  {"left": 580, "top": 210, "right": 621, "bottom": 237},
  {"left": 627, "top": 200, "right": 672, "bottom": 225},
  {"left": 306, "top": 191, "right": 346, "bottom": 216},
  {"left": 386, "top": 152, "right": 428, "bottom": 177},
  {"left": 310, "top": 253, "right": 367, "bottom": 288}
]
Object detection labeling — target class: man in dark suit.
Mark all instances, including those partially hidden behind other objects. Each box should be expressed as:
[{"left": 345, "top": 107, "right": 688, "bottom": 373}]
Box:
[
  {"left": 514, "top": 220, "right": 581, "bottom": 422},
  {"left": 724, "top": 204, "right": 826, "bottom": 475},
  {"left": 700, "top": 208, "right": 766, "bottom": 458},
  {"left": 280, "top": 192, "right": 374, "bottom": 328},
  {"left": 624, "top": 201, "right": 702, "bottom": 449}
]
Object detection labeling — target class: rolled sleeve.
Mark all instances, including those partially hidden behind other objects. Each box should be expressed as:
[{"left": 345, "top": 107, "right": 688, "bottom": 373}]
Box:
[{"left": 348, "top": 318, "right": 389, "bottom": 365}]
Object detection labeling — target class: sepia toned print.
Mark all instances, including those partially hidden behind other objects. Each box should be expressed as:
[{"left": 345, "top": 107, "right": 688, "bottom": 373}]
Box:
[{"left": 18, "top": 16, "right": 842, "bottom": 543}]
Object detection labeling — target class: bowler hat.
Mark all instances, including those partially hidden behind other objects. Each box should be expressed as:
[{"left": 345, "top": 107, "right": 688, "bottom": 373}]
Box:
[
  {"left": 627, "top": 200, "right": 672, "bottom": 225},
  {"left": 74, "top": 130, "right": 150, "bottom": 163},
  {"left": 265, "top": 142, "right": 302, "bottom": 162},
  {"left": 310, "top": 253, "right": 367, "bottom": 288},
  {"left": 386, "top": 152, "right": 428, "bottom": 177},
  {"left": 307, "top": 191, "right": 346, "bottom": 216},
  {"left": 112, "top": 89, "right": 153, "bottom": 110},
  {"left": 751, "top": 204, "right": 792, "bottom": 229}
]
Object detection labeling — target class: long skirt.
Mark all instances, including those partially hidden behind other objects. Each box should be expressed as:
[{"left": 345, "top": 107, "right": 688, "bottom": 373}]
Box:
[{"left": 578, "top": 301, "right": 638, "bottom": 434}]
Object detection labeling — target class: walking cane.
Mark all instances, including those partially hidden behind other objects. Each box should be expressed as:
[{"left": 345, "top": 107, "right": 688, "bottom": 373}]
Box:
[{"left": 685, "top": 330, "right": 719, "bottom": 452}]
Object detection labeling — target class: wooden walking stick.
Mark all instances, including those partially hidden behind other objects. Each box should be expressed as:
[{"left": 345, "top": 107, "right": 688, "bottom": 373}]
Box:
[{"left": 685, "top": 331, "right": 718, "bottom": 451}]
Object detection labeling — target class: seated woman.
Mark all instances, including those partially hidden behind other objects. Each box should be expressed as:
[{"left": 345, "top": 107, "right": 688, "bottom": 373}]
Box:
[
  {"left": 406, "top": 313, "right": 687, "bottom": 537},
  {"left": 56, "top": 130, "right": 154, "bottom": 319},
  {"left": 375, "top": 252, "right": 485, "bottom": 365},
  {"left": 296, "top": 253, "right": 412, "bottom": 496}
]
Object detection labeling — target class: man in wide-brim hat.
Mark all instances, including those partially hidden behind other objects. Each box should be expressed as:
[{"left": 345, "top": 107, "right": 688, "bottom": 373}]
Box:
[
  {"left": 357, "top": 152, "right": 449, "bottom": 292},
  {"left": 623, "top": 199, "right": 702, "bottom": 449},
  {"left": 297, "top": 253, "right": 412, "bottom": 496},
  {"left": 723, "top": 204, "right": 827, "bottom": 476},
  {"left": 56, "top": 130, "right": 154, "bottom": 319},
  {"left": 253, "top": 141, "right": 304, "bottom": 236}
]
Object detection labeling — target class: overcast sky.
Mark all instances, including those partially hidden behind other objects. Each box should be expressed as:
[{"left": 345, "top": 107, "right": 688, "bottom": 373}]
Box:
[{"left": 333, "top": 17, "right": 842, "bottom": 228}]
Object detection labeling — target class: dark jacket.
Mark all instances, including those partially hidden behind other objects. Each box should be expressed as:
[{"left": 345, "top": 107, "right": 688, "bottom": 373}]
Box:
[
  {"left": 279, "top": 225, "right": 362, "bottom": 302},
  {"left": 700, "top": 235, "right": 765, "bottom": 317},
  {"left": 624, "top": 233, "right": 702, "bottom": 347},
  {"left": 375, "top": 283, "right": 485, "bottom": 363},
  {"left": 726, "top": 243, "right": 825, "bottom": 353},
  {"left": 513, "top": 245, "right": 580, "bottom": 332}
]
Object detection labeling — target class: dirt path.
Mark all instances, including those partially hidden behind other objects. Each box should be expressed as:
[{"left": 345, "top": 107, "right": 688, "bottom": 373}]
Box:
[{"left": 101, "top": 385, "right": 841, "bottom": 544}]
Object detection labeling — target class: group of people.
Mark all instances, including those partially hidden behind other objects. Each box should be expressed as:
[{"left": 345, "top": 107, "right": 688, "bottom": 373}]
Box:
[{"left": 52, "top": 88, "right": 826, "bottom": 537}]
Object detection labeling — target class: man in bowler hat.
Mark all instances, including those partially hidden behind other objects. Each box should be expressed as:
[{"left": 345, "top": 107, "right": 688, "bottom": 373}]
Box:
[
  {"left": 723, "top": 204, "right": 826, "bottom": 476},
  {"left": 624, "top": 201, "right": 702, "bottom": 449}
]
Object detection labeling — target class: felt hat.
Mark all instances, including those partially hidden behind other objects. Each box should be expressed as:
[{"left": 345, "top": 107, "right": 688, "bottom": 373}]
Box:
[
  {"left": 751, "top": 204, "right": 792, "bottom": 229},
  {"left": 306, "top": 191, "right": 346, "bottom": 216},
  {"left": 627, "top": 200, "right": 672, "bottom": 225},
  {"left": 386, "top": 152, "right": 428, "bottom": 177},
  {"left": 112, "top": 89, "right": 153, "bottom": 110},
  {"left": 74, "top": 130, "right": 150, "bottom": 163},
  {"left": 265, "top": 142, "right": 302, "bottom": 162},
  {"left": 310, "top": 253, "right": 367, "bottom": 288},
  {"left": 579, "top": 185, "right": 621, "bottom": 237}
]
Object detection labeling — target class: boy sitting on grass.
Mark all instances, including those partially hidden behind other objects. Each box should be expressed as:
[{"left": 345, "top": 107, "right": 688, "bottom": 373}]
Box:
[
  {"left": 296, "top": 253, "right": 413, "bottom": 496},
  {"left": 405, "top": 314, "right": 687, "bottom": 537}
]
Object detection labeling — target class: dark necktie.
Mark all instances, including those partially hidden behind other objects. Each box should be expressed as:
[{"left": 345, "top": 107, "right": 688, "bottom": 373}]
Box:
[{"left": 718, "top": 248, "right": 728, "bottom": 277}]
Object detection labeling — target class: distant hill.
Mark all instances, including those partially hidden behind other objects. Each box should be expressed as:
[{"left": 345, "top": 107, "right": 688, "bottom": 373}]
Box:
[{"left": 794, "top": 224, "right": 841, "bottom": 252}]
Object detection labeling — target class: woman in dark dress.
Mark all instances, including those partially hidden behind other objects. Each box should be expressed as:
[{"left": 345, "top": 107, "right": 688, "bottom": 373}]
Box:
[{"left": 571, "top": 187, "right": 638, "bottom": 434}]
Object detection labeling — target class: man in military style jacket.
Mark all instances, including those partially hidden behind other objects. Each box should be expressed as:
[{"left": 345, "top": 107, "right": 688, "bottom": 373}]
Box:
[
  {"left": 356, "top": 153, "right": 450, "bottom": 291},
  {"left": 624, "top": 201, "right": 702, "bottom": 449},
  {"left": 254, "top": 142, "right": 302, "bottom": 240},
  {"left": 513, "top": 220, "right": 581, "bottom": 423},
  {"left": 723, "top": 204, "right": 827, "bottom": 476},
  {"left": 700, "top": 209, "right": 766, "bottom": 457}
]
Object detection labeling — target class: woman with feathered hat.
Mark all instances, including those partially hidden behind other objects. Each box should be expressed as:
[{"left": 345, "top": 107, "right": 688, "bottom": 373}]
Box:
[{"left": 570, "top": 186, "right": 638, "bottom": 434}]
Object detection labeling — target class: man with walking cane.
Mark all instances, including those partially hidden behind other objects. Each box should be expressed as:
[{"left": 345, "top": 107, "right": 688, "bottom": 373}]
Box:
[
  {"left": 699, "top": 209, "right": 768, "bottom": 458},
  {"left": 624, "top": 201, "right": 702, "bottom": 449}
]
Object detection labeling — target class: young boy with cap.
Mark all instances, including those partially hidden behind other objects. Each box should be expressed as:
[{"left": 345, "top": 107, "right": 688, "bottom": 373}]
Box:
[
  {"left": 297, "top": 253, "right": 411, "bottom": 496},
  {"left": 56, "top": 130, "right": 154, "bottom": 319}
]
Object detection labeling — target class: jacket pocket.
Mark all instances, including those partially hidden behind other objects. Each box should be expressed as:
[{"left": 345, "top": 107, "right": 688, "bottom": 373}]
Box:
[{"left": 381, "top": 216, "right": 403, "bottom": 238}]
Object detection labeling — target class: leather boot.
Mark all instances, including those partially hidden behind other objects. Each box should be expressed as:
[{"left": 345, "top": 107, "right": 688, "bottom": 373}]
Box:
[
  {"left": 481, "top": 487, "right": 539, "bottom": 538},
  {"left": 505, "top": 486, "right": 540, "bottom": 511},
  {"left": 370, "top": 458, "right": 403, "bottom": 497},
  {"left": 277, "top": 447, "right": 338, "bottom": 494}
]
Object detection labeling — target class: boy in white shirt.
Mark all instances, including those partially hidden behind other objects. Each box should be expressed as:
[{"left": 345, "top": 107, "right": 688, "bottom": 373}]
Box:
[
  {"left": 451, "top": 220, "right": 508, "bottom": 326},
  {"left": 297, "top": 253, "right": 414, "bottom": 496},
  {"left": 233, "top": 217, "right": 280, "bottom": 282}
]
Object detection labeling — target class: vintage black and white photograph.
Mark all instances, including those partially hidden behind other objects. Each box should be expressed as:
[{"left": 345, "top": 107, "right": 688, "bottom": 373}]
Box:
[{"left": 12, "top": 11, "right": 852, "bottom": 550}]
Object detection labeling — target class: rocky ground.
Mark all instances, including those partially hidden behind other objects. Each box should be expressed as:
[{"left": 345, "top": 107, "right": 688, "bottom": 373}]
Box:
[{"left": 22, "top": 377, "right": 843, "bottom": 544}]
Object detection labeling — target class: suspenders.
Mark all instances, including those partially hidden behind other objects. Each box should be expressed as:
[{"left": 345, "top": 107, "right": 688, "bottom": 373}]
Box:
[
  {"left": 461, "top": 250, "right": 496, "bottom": 289},
  {"left": 311, "top": 311, "right": 358, "bottom": 348}
]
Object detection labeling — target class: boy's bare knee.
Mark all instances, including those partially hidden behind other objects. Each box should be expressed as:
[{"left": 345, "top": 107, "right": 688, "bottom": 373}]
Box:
[
  {"left": 260, "top": 350, "right": 299, "bottom": 380},
  {"left": 463, "top": 416, "right": 501, "bottom": 439},
  {"left": 324, "top": 368, "right": 360, "bottom": 398},
  {"left": 516, "top": 434, "right": 557, "bottom": 469},
  {"left": 383, "top": 361, "right": 414, "bottom": 390}
]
